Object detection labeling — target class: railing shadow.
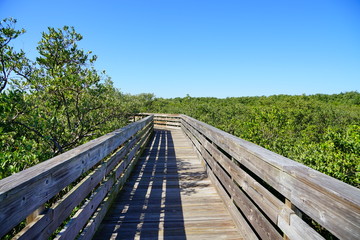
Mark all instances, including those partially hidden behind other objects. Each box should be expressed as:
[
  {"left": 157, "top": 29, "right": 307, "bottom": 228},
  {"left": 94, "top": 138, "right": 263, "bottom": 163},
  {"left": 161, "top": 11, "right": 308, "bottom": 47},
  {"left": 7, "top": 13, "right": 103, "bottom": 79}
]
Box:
[{"left": 95, "top": 129, "right": 186, "bottom": 239}]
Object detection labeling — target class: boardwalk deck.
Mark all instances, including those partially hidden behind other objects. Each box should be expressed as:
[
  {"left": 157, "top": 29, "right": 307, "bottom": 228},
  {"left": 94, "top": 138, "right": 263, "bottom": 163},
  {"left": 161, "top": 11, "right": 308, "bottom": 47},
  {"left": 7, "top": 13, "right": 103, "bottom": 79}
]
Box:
[
  {"left": 94, "top": 127, "right": 243, "bottom": 240},
  {"left": 1, "top": 114, "right": 358, "bottom": 239}
]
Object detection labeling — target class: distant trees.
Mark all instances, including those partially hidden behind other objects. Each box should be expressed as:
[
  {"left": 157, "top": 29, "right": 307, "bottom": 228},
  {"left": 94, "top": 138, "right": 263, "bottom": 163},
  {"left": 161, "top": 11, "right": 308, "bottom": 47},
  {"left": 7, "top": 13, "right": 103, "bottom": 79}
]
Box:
[
  {"left": 147, "top": 93, "right": 360, "bottom": 187},
  {"left": 0, "top": 19, "right": 153, "bottom": 179},
  {"left": 1, "top": 17, "right": 358, "bottom": 189}
]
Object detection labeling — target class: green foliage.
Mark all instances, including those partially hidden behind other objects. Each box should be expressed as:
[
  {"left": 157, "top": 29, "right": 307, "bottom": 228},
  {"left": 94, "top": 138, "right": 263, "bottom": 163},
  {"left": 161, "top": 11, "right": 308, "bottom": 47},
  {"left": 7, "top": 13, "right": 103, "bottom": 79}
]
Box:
[
  {"left": 0, "top": 18, "right": 27, "bottom": 93},
  {"left": 146, "top": 92, "right": 360, "bottom": 187},
  {"left": 0, "top": 20, "right": 154, "bottom": 180},
  {"left": 1, "top": 17, "right": 358, "bottom": 190}
]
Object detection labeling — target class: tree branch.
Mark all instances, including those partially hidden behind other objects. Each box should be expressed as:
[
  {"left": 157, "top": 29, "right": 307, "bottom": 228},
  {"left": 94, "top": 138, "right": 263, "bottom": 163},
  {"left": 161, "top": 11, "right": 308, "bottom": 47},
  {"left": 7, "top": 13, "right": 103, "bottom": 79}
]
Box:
[{"left": 11, "top": 120, "right": 64, "bottom": 153}]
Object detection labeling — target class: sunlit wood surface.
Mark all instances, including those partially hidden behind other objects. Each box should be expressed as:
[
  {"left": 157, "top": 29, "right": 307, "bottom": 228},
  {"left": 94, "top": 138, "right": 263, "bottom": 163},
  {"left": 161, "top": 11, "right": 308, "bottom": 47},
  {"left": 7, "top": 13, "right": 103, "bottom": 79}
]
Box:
[{"left": 94, "top": 127, "right": 243, "bottom": 240}]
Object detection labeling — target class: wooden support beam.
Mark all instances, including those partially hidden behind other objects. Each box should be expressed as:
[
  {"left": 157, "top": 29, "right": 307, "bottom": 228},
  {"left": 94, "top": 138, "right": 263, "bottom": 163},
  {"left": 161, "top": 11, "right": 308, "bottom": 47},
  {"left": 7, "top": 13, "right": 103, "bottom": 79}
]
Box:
[{"left": 26, "top": 205, "right": 45, "bottom": 225}]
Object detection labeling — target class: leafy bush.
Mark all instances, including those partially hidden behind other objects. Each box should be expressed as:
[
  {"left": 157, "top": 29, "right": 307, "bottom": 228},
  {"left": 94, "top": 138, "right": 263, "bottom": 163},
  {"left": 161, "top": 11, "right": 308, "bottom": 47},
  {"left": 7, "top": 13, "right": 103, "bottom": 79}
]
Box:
[{"left": 147, "top": 92, "right": 360, "bottom": 187}]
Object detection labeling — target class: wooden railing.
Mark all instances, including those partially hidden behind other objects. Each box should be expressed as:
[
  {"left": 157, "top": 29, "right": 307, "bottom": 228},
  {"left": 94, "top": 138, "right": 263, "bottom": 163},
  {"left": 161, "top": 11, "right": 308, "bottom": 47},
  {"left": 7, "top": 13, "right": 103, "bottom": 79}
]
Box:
[
  {"left": 1, "top": 113, "right": 359, "bottom": 240},
  {"left": 137, "top": 113, "right": 181, "bottom": 128},
  {"left": 0, "top": 115, "right": 153, "bottom": 239},
  {"left": 144, "top": 114, "right": 360, "bottom": 240}
]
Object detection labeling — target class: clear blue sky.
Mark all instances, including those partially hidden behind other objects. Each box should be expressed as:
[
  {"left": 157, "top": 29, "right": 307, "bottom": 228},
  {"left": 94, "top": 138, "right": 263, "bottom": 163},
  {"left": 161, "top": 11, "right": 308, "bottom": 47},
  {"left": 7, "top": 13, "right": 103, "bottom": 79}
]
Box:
[{"left": 1, "top": 0, "right": 359, "bottom": 98}]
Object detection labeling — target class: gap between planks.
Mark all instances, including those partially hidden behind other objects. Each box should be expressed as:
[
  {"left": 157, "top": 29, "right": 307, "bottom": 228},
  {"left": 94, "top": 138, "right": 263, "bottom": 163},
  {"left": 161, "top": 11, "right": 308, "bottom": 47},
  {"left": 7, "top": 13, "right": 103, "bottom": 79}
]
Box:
[{"left": 93, "top": 127, "right": 244, "bottom": 240}]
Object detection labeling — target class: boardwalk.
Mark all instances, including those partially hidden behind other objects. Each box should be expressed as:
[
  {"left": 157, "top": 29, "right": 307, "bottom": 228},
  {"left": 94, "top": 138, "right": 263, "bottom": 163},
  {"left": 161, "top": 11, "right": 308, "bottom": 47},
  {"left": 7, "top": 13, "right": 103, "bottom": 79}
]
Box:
[
  {"left": 94, "top": 127, "right": 243, "bottom": 240},
  {"left": 1, "top": 115, "right": 357, "bottom": 239}
]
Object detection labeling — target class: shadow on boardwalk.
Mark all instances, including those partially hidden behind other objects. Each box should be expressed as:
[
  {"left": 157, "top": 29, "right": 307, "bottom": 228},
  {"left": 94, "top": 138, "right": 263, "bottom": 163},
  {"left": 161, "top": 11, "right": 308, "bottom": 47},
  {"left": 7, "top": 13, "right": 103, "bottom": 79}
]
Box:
[{"left": 94, "top": 129, "right": 187, "bottom": 240}]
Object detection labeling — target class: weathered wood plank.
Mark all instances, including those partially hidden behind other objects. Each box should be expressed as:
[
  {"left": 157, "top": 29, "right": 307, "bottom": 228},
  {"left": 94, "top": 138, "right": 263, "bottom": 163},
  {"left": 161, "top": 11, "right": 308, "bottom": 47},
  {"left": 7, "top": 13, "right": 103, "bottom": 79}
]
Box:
[
  {"left": 183, "top": 117, "right": 286, "bottom": 239},
  {"left": 57, "top": 126, "right": 150, "bottom": 239},
  {"left": 190, "top": 131, "right": 282, "bottom": 239},
  {"left": 93, "top": 128, "right": 243, "bottom": 239},
  {"left": 55, "top": 122, "right": 152, "bottom": 239},
  {"left": 202, "top": 137, "right": 283, "bottom": 223},
  {"left": 25, "top": 205, "right": 45, "bottom": 225},
  {"left": 181, "top": 115, "right": 360, "bottom": 240},
  {"left": 78, "top": 183, "right": 122, "bottom": 240},
  {"left": 55, "top": 176, "right": 116, "bottom": 240},
  {"left": 0, "top": 116, "right": 153, "bottom": 238},
  {"left": 104, "top": 121, "right": 152, "bottom": 176},
  {"left": 14, "top": 162, "right": 107, "bottom": 240},
  {"left": 77, "top": 124, "right": 153, "bottom": 240},
  {"left": 181, "top": 122, "right": 258, "bottom": 239},
  {"left": 13, "top": 121, "right": 152, "bottom": 240},
  {"left": 278, "top": 205, "right": 324, "bottom": 240},
  {"left": 6, "top": 112, "right": 359, "bottom": 240},
  {"left": 205, "top": 158, "right": 258, "bottom": 240}
]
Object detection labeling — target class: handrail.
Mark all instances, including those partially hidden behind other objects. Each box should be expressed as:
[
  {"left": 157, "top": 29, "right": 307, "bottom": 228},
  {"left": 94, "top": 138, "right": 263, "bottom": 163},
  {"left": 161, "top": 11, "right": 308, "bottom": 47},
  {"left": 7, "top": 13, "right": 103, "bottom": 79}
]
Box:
[
  {"left": 179, "top": 114, "right": 360, "bottom": 240},
  {"left": 0, "top": 115, "right": 153, "bottom": 239},
  {"left": 1, "top": 113, "right": 359, "bottom": 239},
  {"left": 136, "top": 113, "right": 181, "bottom": 128},
  {"left": 139, "top": 114, "right": 360, "bottom": 239}
]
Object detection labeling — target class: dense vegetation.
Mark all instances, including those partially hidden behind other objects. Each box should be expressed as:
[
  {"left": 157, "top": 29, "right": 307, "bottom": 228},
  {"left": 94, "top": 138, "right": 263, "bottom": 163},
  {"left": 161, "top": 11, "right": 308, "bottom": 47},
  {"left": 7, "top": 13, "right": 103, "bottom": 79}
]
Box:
[
  {"left": 2, "top": 17, "right": 358, "bottom": 240},
  {"left": 146, "top": 93, "right": 360, "bottom": 188},
  {"left": 0, "top": 18, "right": 153, "bottom": 179},
  {"left": 1, "top": 18, "right": 359, "bottom": 190}
]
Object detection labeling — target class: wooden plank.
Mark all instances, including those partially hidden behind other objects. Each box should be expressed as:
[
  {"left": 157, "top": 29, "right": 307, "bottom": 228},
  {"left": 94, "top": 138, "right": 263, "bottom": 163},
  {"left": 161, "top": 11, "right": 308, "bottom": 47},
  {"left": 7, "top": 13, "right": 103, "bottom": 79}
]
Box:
[
  {"left": 181, "top": 122, "right": 203, "bottom": 158},
  {"left": 231, "top": 185, "right": 282, "bottom": 240},
  {"left": 71, "top": 126, "right": 151, "bottom": 239},
  {"left": 181, "top": 115, "right": 360, "bottom": 240},
  {"left": 140, "top": 113, "right": 181, "bottom": 118},
  {"left": 78, "top": 125, "right": 153, "bottom": 240},
  {"left": 13, "top": 209, "right": 53, "bottom": 240},
  {"left": 180, "top": 122, "right": 257, "bottom": 239},
  {"left": 93, "top": 128, "right": 243, "bottom": 239},
  {"left": 206, "top": 161, "right": 258, "bottom": 240},
  {"left": 183, "top": 117, "right": 316, "bottom": 239},
  {"left": 26, "top": 205, "right": 45, "bottom": 225},
  {"left": 202, "top": 138, "right": 283, "bottom": 223},
  {"left": 198, "top": 143, "right": 282, "bottom": 240},
  {"left": 278, "top": 205, "right": 324, "bottom": 240},
  {"left": 77, "top": 184, "right": 120, "bottom": 240},
  {"left": 0, "top": 116, "right": 153, "bottom": 238},
  {"left": 153, "top": 114, "right": 181, "bottom": 128},
  {"left": 15, "top": 124, "right": 151, "bottom": 240},
  {"left": 55, "top": 175, "right": 116, "bottom": 240},
  {"left": 197, "top": 137, "right": 323, "bottom": 240},
  {"left": 14, "top": 162, "right": 107, "bottom": 240},
  {"left": 104, "top": 120, "right": 152, "bottom": 176},
  {"left": 152, "top": 113, "right": 180, "bottom": 121},
  {"left": 154, "top": 119, "right": 180, "bottom": 124},
  {"left": 186, "top": 117, "right": 347, "bottom": 240}
]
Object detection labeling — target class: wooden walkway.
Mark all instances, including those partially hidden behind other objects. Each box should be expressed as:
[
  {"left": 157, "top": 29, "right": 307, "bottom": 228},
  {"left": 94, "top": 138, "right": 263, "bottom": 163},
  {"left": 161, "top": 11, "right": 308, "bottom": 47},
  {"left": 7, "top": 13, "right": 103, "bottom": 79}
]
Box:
[
  {"left": 94, "top": 127, "right": 243, "bottom": 240},
  {"left": 2, "top": 114, "right": 357, "bottom": 239}
]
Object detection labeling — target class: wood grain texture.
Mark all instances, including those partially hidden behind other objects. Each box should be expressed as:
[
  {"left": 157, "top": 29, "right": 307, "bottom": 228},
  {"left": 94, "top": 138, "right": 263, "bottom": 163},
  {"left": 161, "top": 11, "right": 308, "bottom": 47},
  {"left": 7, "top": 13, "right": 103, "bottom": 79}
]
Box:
[
  {"left": 137, "top": 113, "right": 182, "bottom": 128},
  {"left": 183, "top": 127, "right": 258, "bottom": 240},
  {"left": 3, "top": 113, "right": 359, "bottom": 239},
  {"left": 181, "top": 119, "right": 282, "bottom": 240},
  {"left": 55, "top": 123, "right": 153, "bottom": 240},
  {"left": 93, "top": 127, "right": 243, "bottom": 240},
  {"left": 0, "top": 116, "right": 152, "bottom": 238},
  {"left": 14, "top": 125, "right": 153, "bottom": 240},
  {"left": 182, "top": 118, "right": 322, "bottom": 239},
  {"left": 181, "top": 114, "right": 360, "bottom": 240}
]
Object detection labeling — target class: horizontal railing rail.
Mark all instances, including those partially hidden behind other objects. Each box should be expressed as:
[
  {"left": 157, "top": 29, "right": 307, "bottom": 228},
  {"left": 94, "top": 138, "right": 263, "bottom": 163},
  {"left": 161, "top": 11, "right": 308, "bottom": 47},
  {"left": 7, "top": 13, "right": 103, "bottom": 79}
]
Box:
[
  {"left": 1, "top": 113, "right": 359, "bottom": 240},
  {"left": 0, "top": 115, "right": 153, "bottom": 239},
  {"left": 135, "top": 113, "right": 181, "bottom": 128},
  {"left": 179, "top": 114, "right": 360, "bottom": 240}
]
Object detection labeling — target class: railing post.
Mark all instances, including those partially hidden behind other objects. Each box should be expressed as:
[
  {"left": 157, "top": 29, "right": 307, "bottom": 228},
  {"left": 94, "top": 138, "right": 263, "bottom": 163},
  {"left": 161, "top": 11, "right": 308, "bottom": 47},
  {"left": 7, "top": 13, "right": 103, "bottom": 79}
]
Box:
[
  {"left": 283, "top": 199, "right": 303, "bottom": 240},
  {"left": 26, "top": 204, "right": 45, "bottom": 225}
]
